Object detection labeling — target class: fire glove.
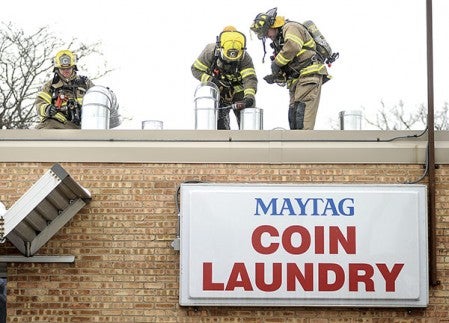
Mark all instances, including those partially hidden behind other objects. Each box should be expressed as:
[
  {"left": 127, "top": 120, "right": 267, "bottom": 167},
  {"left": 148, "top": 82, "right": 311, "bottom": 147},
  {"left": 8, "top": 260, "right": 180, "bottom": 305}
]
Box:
[
  {"left": 234, "top": 101, "right": 246, "bottom": 110},
  {"left": 67, "top": 98, "right": 77, "bottom": 108},
  {"left": 45, "top": 104, "right": 58, "bottom": 117},
  {"left": 244, "top": 97, "right": 254, "bottom": 108},
  {"left": 234, "top": 98, "right": 254, "bottom": 110},
  {"left": 263, "top": 74, "right": 276, "bottom": 84},
  {"left": 271, "top": 61, "right": 281, "bottom": 75}
]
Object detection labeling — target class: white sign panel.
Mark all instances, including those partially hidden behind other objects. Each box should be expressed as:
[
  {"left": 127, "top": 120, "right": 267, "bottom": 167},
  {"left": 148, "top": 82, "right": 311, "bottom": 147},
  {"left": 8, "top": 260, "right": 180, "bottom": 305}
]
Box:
[{"left": 179, "top": 184, "right": 428, "bottom": 307}]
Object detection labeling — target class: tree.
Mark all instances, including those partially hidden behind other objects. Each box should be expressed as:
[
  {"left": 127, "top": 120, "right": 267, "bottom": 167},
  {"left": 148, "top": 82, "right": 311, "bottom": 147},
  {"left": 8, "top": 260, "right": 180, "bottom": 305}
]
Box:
[
  {"left": 0, "top": 22, "right": 113, "bottom": 129},
  {"left": 416, "top": 102, "right": 448, "bottom": 130},
  {"left": 362, "top": 100, "right": 449, "bottom": 130}
]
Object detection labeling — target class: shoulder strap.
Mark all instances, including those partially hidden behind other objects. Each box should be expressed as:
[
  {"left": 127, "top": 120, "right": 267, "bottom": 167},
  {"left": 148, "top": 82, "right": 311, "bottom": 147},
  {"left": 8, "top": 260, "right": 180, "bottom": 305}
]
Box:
[
  {"left": 49, "top": 73, "right": 61, "bottom": 95},
  {"left": 75, "top": 75, "right": 89, "bottom": 88},
  {"left": 210, "top": 46, "right": 221, "bottom": 76}
]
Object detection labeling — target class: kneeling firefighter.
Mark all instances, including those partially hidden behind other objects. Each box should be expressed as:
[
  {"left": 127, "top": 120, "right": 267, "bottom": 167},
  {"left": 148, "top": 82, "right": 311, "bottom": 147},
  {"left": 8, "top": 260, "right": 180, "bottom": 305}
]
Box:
[
  {"left": 250, "top": 8, "right": 332, "bottom": 130},
  {"left": 35, "top": 50, "right": 95, "bottom": 129},
  {"left": 191, "top": 26, "right": 258, "bottom": 130}
]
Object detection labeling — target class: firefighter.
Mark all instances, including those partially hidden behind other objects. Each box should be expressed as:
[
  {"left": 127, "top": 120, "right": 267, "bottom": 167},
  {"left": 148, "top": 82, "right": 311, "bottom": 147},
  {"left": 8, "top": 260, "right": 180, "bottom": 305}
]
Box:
[
  {"left": 191, "top": 26, "right": 258, "bottom": 130},
  {"left": 35, "top": 49, "right": 94, "bottom": 129},
  {"left": 250, "top": 8, "right": 329, "bottom": 130}
]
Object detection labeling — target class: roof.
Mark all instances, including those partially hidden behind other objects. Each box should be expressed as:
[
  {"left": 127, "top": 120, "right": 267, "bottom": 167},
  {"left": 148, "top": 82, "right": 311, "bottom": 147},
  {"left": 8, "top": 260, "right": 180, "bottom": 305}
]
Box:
[{"left": 0, "top": 129, "right": 447, "bottom": 164}]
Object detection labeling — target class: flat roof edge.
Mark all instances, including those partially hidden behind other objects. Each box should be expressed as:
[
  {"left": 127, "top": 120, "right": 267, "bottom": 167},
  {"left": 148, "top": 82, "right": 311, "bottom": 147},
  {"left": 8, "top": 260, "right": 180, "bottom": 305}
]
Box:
[{"left": 0, "top": 130, "right": 447, "bottom": 164}]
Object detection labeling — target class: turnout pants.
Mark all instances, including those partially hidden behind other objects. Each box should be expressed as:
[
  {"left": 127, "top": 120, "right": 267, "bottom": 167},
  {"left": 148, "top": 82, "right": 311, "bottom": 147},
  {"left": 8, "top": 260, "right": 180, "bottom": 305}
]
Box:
[
  {"left": 35, "top": 118, "right": 80, "bottom": 129},
  {"left": 217, "top": 90, "right": 244, "bottom": 130},
  {"left": 288, "top": 74, "right": 323, "bottom": 130}
]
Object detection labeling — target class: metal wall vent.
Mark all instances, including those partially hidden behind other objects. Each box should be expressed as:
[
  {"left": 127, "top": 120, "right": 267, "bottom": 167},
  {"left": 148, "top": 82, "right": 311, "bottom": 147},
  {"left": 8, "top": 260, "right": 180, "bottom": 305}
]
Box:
[{"left": 1, "top": 164, "right": 91, "bottom": 257}]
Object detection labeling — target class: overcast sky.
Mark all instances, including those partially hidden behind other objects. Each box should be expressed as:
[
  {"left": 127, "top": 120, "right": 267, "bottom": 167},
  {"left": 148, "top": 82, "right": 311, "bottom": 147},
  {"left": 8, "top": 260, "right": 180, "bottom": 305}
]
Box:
[{"left": 2, "top": 0, "right": 448, "bottom": 130}]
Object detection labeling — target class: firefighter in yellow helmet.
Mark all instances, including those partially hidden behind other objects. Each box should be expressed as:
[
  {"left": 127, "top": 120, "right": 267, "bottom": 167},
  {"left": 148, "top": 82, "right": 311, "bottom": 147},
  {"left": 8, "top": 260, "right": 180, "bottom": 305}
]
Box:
[
  {"left": 191, "top": 26, "right": 258, "bottom": 130},
  {"left": 250, "top": 8, "right": 330, "bottom": 130},
  {"left": 34, "top": 49, "right": 94, "bottom": 129}
]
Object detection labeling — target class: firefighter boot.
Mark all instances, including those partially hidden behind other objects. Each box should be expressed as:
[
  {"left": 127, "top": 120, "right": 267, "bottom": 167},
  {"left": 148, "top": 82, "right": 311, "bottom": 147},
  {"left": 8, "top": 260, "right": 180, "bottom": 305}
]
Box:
[{"left": 288, "top": 102, "right": 306, "bottom": 130}]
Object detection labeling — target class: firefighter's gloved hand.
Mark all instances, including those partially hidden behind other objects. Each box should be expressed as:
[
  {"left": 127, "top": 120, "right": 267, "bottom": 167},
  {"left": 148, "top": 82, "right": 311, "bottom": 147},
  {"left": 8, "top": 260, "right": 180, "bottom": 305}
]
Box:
[
  {"left": 234, "top": 101, "right": 246, "bottom": 110},
  {"left": 271, "top": 61, "right": 281, "bottom": 75},
  {"left": 45, "top": 104, "right": 58, "bottom": 117},
  {"left": 234, "top": 98, "right": 254, "bottom": 110},
  {"left": 67, "top": 98, "right": 77, "bottom": 108},
  {"left": 244, "top": 97, "right": 254, "bottom": 108},
  {"left": 263, "top": 74, "right": 276, "bottom": 84}
]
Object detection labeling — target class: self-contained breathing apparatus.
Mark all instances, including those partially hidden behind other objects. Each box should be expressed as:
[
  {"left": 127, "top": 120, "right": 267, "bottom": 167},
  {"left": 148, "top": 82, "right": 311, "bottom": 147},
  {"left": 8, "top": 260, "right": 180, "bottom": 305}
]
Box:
[
  {"left": 302, "top": 20, "right": 339, "bottom": 67},
  {"left": 209, "top": 30, "right": 247, "bottom": 104},
  {"left": 49, "top": 74, "right": 87, "bottom": 126},
  {"left": 51, "top": 92, "right": 82, "bottom": 125},
  {"left": 251, "top": 7, "right": 339, "bottom": 84},
  {"left": 270, "top": 20, "right": 339, "bottom": 67}
]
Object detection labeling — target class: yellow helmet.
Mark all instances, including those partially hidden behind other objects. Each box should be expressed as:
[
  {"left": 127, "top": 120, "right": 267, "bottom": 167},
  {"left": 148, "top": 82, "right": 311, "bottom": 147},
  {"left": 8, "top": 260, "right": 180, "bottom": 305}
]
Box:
[
  {"left": 222, "top": 25, "right": 237, "bottom": 32},
  {"left": 250, "top": 7, "right": 279, "bottom": 39},
  {"left": 53, "top": 50, "right": 77, "bottom": 70},
  {"left": 218, "top": 30, "right": 246, "bottom": 61},
  {"left": 271, "top": 16, "right": 285, "bottom": 29}
]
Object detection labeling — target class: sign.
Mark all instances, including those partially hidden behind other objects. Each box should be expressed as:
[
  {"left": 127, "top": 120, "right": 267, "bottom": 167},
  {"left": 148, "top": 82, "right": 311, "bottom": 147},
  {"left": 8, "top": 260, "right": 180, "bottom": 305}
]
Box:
[{"left": 179, "top": 184, "right": 428, "bottom": 307}]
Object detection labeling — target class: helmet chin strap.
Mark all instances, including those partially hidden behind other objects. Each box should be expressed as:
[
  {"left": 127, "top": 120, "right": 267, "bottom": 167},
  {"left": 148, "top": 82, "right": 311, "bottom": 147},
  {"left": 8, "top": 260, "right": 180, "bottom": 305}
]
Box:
[{"left": 262, "top": 37, "right": 267, "bottom": 63}]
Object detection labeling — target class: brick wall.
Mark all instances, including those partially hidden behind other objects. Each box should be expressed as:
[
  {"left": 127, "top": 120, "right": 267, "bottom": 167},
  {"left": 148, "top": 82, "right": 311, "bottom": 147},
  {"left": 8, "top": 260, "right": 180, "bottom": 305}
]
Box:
[{"left": 1, "top": 162, "right": 448, "bottom": 322}]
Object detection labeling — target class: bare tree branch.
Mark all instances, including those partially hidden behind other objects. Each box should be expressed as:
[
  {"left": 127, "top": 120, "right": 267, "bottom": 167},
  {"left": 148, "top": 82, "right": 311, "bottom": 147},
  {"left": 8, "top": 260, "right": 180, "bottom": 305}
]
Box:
[{"left": 362, "top": 100, "right": 448, "bottom": 131}]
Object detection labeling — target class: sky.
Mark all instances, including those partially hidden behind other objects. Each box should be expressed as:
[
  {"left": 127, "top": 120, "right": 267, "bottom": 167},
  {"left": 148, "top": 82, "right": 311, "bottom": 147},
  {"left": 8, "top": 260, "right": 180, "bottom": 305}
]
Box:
[{"left": 2, "top": 0, "right": 448, "bottom": 130}]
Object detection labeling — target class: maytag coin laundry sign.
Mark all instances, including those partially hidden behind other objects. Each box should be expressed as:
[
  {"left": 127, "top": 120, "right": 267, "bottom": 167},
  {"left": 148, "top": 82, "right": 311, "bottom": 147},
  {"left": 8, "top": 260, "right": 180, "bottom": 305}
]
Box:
[{"left": 179, "top": 184, "right": 428, "bottom": 307}]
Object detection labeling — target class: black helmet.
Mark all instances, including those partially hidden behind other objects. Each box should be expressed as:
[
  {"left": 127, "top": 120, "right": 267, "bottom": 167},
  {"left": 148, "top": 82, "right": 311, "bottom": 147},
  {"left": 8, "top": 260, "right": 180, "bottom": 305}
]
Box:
[{"left": 250, "top": 7, "right": 278, "bottom": 39}]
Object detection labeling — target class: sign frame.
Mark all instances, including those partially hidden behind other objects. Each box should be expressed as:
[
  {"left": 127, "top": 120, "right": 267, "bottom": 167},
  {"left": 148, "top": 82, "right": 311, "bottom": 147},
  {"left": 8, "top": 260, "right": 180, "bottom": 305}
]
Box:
[{"left": 179, "top": 183, "right": 428, "bottom": 307}]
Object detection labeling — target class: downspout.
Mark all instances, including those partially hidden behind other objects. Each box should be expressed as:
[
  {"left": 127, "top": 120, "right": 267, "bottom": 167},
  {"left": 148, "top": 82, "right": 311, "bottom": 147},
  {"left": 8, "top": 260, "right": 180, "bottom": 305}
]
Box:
[{"left": 426, "top": 0, "right": 439, "bottom": 287}]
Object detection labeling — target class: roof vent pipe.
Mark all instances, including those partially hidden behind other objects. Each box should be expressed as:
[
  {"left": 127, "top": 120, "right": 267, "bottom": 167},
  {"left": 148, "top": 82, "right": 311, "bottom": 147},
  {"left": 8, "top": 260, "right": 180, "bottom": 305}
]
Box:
[
  {"left": 339, "top": 110, "right": 362, "bottom": 130},
  {"left": 81, "top": 86, "right": 121, "bottom": 129}
]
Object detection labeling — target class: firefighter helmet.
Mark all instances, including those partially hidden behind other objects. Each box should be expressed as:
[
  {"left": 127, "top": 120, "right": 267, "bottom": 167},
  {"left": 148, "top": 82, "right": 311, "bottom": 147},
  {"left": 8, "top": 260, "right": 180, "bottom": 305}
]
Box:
[
  {"left": 53, "top": 50, "right": 77, "bottom": 70},
  {"left": 271, "top": 16, "right": 285, "bottom": 29},
  {"left": 222, "top": 25, "right": 237, "bottom": 32},
  {"left": 250, "top": 7, "right": 279, "bottom": 39},
  {"left": 218, "top": 30, "right": 246, "bottom": 61}
]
